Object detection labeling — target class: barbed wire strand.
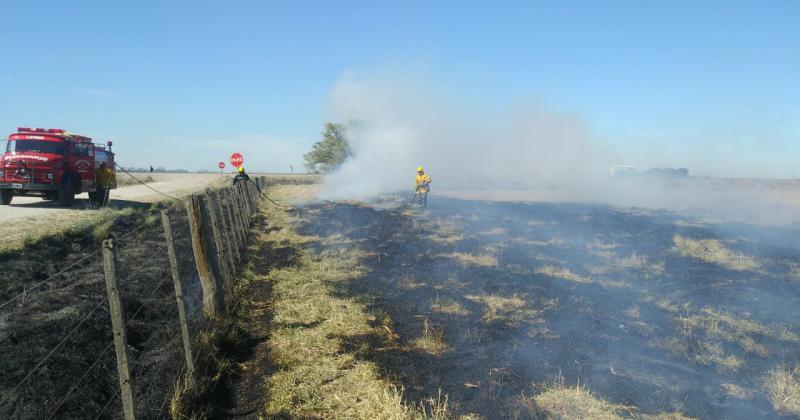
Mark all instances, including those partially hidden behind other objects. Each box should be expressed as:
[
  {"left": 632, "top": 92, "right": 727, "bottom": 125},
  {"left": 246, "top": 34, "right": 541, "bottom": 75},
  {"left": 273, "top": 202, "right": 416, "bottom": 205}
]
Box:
[
  {"left": 157, "top": 361, "right": 187, "bottom": 419},
  {"left": 45, "top": 269, "right": 166, "bottom": 420},
  {"left": 0, "top": 218, "right": 153, "bottom": 311},
  {"left": 10, "top": 294, "right": 109, "bottom": 396},
  {"left": 115, "top": 164, "right": 180, "bottom": 201},
  {"left": 0, "top": 250, "right": 101, "bottom": 311},
  {"left": 9, "top": 254, "right": 156, "bottom": 395},
  {"left": 93, "top": 393, "right": 116, "bottom": 420},
  {"left": 45, "top": 340, "right": 114, "bottom": 420},
  {"left": 250, "top": 179, "right": 291, "bottom": 209},
  {"left": 126, "top": 270, "right": 175, "bottom": 401},
  {"left": 52, "top": 268, "right": 169, "bottom": 420}
]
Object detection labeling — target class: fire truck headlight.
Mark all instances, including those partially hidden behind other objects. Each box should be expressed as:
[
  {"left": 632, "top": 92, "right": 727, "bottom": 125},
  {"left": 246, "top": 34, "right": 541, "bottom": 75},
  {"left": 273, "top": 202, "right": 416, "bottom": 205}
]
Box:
[{"left": 47, "top": 172, "right": 54, "bottom": 180}]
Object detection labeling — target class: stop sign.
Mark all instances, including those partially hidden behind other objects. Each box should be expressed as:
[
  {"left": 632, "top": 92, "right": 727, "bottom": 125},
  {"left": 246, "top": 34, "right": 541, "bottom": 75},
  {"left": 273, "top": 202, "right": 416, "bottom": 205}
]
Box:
[
  {"left": 230, "top": 153, "right": 244, "bottom": 167},
  {"left": 218, "top": 162, "right": 225, "bottom": 169}
]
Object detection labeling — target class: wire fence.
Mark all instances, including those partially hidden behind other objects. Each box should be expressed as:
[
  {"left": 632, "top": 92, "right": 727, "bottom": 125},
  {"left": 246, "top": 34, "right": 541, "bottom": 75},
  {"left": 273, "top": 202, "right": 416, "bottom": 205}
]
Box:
[{"left": 0, "top": 177, "right": 267, "bottom": 419}]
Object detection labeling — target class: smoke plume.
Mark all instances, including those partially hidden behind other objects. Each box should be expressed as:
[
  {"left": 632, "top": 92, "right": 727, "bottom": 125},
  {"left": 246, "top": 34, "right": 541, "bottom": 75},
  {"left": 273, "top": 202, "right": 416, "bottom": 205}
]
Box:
[{"left": 318, "top": 72, "right": 800, "bottom": 226}]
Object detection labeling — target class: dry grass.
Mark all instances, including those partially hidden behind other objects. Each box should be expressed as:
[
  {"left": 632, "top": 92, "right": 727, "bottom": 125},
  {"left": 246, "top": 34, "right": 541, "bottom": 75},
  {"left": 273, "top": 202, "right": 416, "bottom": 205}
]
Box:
[
  {"left": 515, "top": 237, "right": 567, "bottom": 248},
  {"left": 644, "top": 413, "right": 697, "bottom": 420},
  {"left": 465, "top": 293, "right": 533, "bottom": 326},
  {"left": 526, "top": 382, "right": 627, "bottom": 420},
  {"left": 789, "top": 263, "right": 800, "bottom": 282},
  {"left": 763, "top": 365, "right": 800, "bottom": 417},
  {"left": 413, "top": 319, "right": 451, "bottom": 355},
  {"left": 535, "top": 265, "right": 590, "bottom": 284},
  {"left": 520, "top": 380, "right": 696, "bottom": 420},
  {"left": 672, "top": 235, "right": 760, "bottom": 271},
  {"left": 442, "top": 249, "right": 500, "bottom": 267},
  {"left": 430, "top": 296, "right": 470, "bottom": 316},
  {"left": 678, "top": 308, "right": 774, "bottom": 357},
  {"left": 170, "top": 318, "right": 248, "bottom": 419},
  {"left": 616, "top": 253, "right": 649, "bottom": 269},
  {"left": 426, "top": 219, "right": 466, "bottom": 245},
  {"left": 694, "top": 341, "right": 744, "bottom": 372},
  {"left": 116, "top": 173, "right": 154, "bottom": 187},
  {"left": 400, "top": 273, "right": 427, "bottom": 290}
]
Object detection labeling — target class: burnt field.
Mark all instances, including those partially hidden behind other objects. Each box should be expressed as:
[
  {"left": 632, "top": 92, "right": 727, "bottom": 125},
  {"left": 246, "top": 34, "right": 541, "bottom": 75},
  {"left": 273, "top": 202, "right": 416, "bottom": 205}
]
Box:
[
  {"left": 298, "top": 196, "right": 800, "bottom": 419},
  {"left": 0, "top": 204, "right": 203, "bottom": 419}
]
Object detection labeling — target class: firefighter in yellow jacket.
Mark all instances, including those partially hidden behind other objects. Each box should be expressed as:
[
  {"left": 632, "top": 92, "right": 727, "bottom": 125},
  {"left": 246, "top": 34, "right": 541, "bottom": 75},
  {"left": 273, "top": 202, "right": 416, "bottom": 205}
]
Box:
[{"left": 414, "top": 166, "right": 432, "bottom": 207}]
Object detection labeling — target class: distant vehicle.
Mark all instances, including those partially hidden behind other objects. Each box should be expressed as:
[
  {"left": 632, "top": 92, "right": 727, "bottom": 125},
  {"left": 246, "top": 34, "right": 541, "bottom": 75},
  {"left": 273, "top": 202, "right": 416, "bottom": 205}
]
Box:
[
  {"left": 0, "top": 127, "right": 116, "bottom": 206},
  {"left": 609, "top": 165, "right": 638, "bottom": 177},
  {"left": 609, "top": 165, "right": 690, "bottom": 179},
  {"left": 643, "top": 167, "right": 690, "bottom": 178}
]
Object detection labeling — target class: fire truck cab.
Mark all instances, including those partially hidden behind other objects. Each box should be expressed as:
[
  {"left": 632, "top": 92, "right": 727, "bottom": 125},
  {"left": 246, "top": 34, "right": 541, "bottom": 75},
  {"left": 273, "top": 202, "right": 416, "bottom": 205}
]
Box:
[{"left": 0, "top": 127, "right": 116, "bottom": 206}]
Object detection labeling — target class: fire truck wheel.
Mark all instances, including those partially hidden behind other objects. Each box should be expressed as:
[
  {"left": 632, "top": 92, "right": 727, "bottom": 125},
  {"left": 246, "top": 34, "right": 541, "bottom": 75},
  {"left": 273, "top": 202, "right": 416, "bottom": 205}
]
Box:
[
  {"left": 43, "top": 192, "right": 58, "bottom": 201},
  {"left": 0, "top": 189, "right": 12, "bottom": 205},
  {"left": 59, "top": 177, "right": 76, "bottom": 206}
]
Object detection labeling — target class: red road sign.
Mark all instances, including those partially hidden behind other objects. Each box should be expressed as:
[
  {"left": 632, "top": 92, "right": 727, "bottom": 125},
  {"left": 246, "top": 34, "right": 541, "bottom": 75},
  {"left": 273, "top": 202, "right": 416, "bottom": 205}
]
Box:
[
  {"left": 218, "top": 162, "right": 226, "bottom": 169},
  {"left": 230, "top": 153, "right": 244, "bottom": 167}
]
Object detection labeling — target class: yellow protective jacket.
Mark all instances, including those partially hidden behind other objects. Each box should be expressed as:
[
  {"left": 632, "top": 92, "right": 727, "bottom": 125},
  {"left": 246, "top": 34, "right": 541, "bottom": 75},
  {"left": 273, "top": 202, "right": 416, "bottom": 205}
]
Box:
[
  {"left": 96, "top": 166, "right": 113, "bottom": 188},
  {"left": 415, "top": 173, "right": 432, "bottom": 192}
]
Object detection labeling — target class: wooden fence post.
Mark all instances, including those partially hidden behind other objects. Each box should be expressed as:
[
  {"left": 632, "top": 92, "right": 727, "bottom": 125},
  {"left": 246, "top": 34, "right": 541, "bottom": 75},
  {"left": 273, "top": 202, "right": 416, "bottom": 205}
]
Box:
[
  {"left": 238, "top": 183, "right": 251, "bottom": 220},
  {"left": 221, "top": 189, "right": 243, "bottom": 262},
  {"left": 243, "top": 182, "right": 253, "bottom": 217},
  {"left": 184, "top": 195, "right": 224, "bottom": 316},
  {"left": 101, "top": 238, "right": 136, "bottom": 420},
  {"left": 251, "top": 180, "right": 260, "bottom": 210},
  {"left": 212, "top": 190, "right": 238, "bottom": 275},
  {"left": 160, "top": 210, "right": 196, "bottom": 382},
  {"left": 203, "top": 192, "right": 233, "bottom": 291},
  {"left": 228, "top": 188, "right": 247, "bottom": 249},
  {"left": 245, "top": 182, "right": 255, "bottom": 212},
  {"left": 250, "top": 181, "right": 260, "bottom": 210}
]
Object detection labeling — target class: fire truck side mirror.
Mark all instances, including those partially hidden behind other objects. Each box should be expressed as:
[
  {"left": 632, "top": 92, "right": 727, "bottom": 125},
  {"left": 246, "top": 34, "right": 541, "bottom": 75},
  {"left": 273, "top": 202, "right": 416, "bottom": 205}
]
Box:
[{"left": 107, "top": 140, "right": 113, "bottom": 147}]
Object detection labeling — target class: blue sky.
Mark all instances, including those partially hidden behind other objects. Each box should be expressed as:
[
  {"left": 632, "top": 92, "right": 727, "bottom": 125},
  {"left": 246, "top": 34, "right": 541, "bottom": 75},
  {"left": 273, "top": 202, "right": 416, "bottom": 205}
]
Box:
[{"left": 0, "top": 0, "right": 797, "bottom": 177}]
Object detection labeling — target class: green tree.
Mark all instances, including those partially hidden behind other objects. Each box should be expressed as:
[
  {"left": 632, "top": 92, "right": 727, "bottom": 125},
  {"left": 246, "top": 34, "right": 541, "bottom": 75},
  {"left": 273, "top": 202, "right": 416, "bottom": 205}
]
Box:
[{"left": 304, "top": 122, "right": 352, "bottom": 173}]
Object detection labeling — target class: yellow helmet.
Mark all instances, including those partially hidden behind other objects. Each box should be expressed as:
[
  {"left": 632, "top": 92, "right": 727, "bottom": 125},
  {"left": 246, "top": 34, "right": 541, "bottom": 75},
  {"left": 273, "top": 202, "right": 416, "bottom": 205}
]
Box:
[
  {"left": 417, "top": 166, "right": 423, "bottom": 172},
  {"left": 238, "top": 166, "right": 245, "bottom": 173}
]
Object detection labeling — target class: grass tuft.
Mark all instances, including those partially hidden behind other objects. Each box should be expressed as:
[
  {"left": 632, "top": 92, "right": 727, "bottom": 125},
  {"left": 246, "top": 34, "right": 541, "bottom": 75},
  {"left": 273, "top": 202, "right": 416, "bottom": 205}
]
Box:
[
  {"left": 526, "top": 381, "right": 627, "bottom": 420},
  {"left": 413, "top": 319, "right": 451, "bottom": 355},
  {"left": 672, "top": 235, "right": 760, "bottom": 271},
  {"left": 763, "top": 365, "right": 800, "bottom": 417},
  {"left": 465, "top": 293, "right": 533, "bottom": 326},
  {"left": 535, "top": 265, "right": 590, "bottom": 284},
  {"left": 441, "top": 249, "right": 500, "bottom": 267}
]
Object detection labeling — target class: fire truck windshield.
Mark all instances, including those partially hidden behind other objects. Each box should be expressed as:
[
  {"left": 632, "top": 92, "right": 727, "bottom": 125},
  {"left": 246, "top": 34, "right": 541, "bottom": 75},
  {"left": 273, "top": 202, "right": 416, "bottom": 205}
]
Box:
[{"left": 5, "top": 139, "right": 66, "bottom": 155}]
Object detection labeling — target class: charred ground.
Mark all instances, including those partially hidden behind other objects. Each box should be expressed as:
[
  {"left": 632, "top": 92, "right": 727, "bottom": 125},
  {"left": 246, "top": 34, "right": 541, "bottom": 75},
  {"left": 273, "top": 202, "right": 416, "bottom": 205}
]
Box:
[
  {"left": 0, "top": 203, "right": 201, "bottom": 419},
  {"left": 293, "top": 196, "right": 800, "bottom": 419}
]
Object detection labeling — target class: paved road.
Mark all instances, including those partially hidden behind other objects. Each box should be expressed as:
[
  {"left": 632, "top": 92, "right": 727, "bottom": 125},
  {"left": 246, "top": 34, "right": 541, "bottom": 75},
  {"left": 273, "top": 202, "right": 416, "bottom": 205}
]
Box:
[{"left": 0, "top": 173, "right": 223, "bottom": 223}]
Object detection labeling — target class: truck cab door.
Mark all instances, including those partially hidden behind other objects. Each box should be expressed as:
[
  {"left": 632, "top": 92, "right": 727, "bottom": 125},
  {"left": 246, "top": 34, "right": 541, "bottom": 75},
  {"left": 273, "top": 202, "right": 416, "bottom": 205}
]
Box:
[{"left": 69, "top": 143, "right": 94, "bottom": 192}]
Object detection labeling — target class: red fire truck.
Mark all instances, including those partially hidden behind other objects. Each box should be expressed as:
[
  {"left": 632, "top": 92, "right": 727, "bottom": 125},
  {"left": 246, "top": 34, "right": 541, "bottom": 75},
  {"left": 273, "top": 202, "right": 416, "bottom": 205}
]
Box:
[{"left": 0, "top": 127, "right": 116, "bottom": 206}]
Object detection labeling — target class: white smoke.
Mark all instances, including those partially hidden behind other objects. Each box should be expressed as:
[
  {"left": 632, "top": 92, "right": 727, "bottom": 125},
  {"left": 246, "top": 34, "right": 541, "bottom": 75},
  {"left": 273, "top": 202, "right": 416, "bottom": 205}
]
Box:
[
  {"left": 319, "top": 72, "right": 614, "bottom": 200},
  {"left": 316, "top": 71, "right": 800, "bottom": 226}
]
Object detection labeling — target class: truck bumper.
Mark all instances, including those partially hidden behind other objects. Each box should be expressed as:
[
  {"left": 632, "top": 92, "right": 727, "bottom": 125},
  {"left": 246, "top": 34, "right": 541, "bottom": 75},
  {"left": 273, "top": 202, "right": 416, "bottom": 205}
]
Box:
[{"left": 0, "top": 182, "right": 59, "bottom": 192}]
